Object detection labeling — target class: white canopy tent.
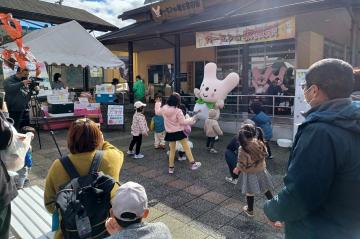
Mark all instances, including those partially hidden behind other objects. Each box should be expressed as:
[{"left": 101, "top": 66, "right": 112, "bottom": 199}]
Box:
[{"left": 3, "top": 20, "right": 124, "bottom": 69}]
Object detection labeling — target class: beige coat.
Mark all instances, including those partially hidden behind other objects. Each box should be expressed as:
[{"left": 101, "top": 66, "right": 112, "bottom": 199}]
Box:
[{"left": 204, "top": 109, "right": 223, "bottom": 137}]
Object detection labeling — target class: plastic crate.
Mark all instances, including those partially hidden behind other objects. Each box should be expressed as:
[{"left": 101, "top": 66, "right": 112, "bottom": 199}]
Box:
[{"left": 95, "top": 94, "right": 115, "bottom": 103}]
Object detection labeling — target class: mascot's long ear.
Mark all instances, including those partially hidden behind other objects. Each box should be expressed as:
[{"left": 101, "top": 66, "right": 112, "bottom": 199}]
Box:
[
  {"left": 222, "top": 72, "right": 240, "bottom": 94},
  {"left": 204, "top": 62, "right": 217, "bottom": 80}
]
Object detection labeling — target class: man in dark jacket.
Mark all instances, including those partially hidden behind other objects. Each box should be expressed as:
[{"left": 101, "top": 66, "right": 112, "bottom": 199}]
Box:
[
  {"left": 263, "top": 59, "right": 360, "bottom": 239},
  {"left": 0, "top": 107, "right": 18, "bottom": 238},
  {"left": 3, "top": 67, "right": 32, "bottom": 130},
  {"left": 251, "top": 102, "right": 273, "bottom": 159}
]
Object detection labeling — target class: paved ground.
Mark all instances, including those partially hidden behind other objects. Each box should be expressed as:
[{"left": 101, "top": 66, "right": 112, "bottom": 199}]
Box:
[{"left": 25, "top": 121, "right": 290, "bottom": 239}]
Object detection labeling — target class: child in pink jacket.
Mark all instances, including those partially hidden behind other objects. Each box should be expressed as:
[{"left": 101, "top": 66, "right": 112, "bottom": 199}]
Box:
[
  {"left": 128, "top": 101, "right": 149, "bottom": 159},
  {"left": 155, "top": 93, "right": 201, "bottom": 174}
]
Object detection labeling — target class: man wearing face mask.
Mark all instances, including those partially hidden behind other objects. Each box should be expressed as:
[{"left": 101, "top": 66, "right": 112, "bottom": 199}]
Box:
[
  {"left": 3, "top": 67, "right": 32, "bottom": 130},
  {"left": 263, "top": 59, "right": 360, "bottom": 239}
]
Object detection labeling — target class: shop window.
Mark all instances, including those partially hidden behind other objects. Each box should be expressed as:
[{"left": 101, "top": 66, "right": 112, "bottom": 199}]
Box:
[
  {"left": 89, "top": 67, "right": 104, "bottom": 88},
  {"left": 148, "top": 64, "right": 174, "bottom": 96},
  {"left": 324, "top": 39, "right": 350, "bottom": 62},
  {"left": 49, "top": 65, "right": 83, "bottom": 89}
]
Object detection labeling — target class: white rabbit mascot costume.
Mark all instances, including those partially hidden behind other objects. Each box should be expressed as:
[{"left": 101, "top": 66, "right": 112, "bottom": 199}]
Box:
[{"left": 194, "top": 63, "right": 240, "bottom": 121}]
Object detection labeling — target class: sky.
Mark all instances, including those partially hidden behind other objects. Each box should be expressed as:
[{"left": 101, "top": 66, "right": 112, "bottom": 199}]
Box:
[{"left": 40, "top": 0, "right": 145, "bottom": 34}]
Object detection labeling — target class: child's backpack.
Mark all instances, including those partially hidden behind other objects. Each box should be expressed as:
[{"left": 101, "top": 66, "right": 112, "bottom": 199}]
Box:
[{"left": 55, "top": 151, "right": 116, "bottom": 239}]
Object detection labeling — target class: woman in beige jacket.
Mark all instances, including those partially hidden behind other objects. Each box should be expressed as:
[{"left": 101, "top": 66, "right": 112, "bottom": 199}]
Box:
[{"left": 204, "top": 109, "right": 223, "bottom": 153}]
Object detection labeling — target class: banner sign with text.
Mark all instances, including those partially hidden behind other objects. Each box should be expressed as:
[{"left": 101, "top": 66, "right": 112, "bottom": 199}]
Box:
[
  {"left": 196, "top": 17, "right": 295, "bottom": 48},
  {"left": 151, "top": 0, "right": 203, "bottom": 22}
]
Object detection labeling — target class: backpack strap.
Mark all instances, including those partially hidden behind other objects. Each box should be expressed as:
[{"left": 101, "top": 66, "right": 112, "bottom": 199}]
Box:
[
  {"left": 89, "top": 150, "right": 104, "bottom": 175},
  {"left": 59, "top": 156, "right": 80, "bottom": 179}
]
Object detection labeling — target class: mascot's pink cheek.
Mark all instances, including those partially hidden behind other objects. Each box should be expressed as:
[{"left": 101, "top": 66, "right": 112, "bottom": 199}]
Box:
[{"left": 211, "top": 93, "right": 215, "bottom": 97}]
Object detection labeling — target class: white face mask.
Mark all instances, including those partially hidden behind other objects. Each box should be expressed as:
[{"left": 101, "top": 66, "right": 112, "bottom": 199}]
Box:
[{"left": 303, "top": 85, "right": 315, "bottom": 106}]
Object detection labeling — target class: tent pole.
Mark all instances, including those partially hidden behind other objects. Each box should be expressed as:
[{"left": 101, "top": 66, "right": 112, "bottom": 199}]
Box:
[{"left": 84, "top": 66, "right": 90, "bottom": 91}]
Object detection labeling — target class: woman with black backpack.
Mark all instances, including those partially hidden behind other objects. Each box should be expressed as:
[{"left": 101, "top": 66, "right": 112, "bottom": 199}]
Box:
[{"left": 44, "top": 118, "right": 124, "bottom": 239}]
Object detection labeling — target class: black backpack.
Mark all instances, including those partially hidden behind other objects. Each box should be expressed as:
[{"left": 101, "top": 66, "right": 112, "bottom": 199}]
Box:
[{"left": 55, "top": 150, "right": 115, "bottom": 239}]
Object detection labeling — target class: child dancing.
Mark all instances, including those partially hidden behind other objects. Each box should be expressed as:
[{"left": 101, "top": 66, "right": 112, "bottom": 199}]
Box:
[{"left": 155, "top": 93, "right": 201, "bottom": 174}]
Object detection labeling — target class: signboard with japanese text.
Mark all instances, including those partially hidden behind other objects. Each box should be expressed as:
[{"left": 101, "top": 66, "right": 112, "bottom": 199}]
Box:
[
  {"left": 196, "top": 17, "right": 295, "bottom": 48},
  {"left": 107, "top": 104, "right": 124, "bottom": 125},
  {"left": 293, "top": 69, "right": 310, "bottom": 140},
  {"left": 151, "top": 0, "right": 203, "bottom": 22}
]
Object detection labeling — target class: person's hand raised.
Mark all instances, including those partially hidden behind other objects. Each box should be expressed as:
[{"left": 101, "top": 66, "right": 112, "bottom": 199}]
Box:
[
  {"left": 22, "top": 79, "right": 32, "bottom": 86},
  {"left": 155, "top": 97, "right": 161, "bottom": 103}
]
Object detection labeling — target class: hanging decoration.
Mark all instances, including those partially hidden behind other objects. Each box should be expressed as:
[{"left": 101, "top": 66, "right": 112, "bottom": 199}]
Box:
[{"left": 0, "top": 13, "right": 41, "bottom": 75}]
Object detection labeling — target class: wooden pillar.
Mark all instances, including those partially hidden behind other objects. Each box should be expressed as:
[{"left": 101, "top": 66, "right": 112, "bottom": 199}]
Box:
[
  {"left": 128, "top": 41, "right": 134, "bottom": 103},
  {"left": 174, "top": 34, "right": 181, "bottom": 93}
]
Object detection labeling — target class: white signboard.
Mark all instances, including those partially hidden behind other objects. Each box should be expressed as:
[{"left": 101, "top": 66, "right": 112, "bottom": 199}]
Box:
[
  {"left": 293, "top": 69, "right": 310, "bottom": 140},
  {"left": 107, "top": 105, "right": 124, "bottom": 125}
]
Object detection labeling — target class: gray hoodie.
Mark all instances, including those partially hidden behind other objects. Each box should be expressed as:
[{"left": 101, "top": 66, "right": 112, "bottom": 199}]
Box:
[{"left": 106, "top": 222, "right": 172, "bottom": 239}]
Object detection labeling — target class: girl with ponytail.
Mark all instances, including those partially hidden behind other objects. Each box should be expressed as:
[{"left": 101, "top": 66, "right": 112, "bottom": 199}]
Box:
[{"left": 233, "top": 123, "right": 280, "bottom": 226}]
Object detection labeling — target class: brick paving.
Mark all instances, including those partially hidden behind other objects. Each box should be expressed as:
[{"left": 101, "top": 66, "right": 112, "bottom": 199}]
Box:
[{"left": 23, "top": 123, "right": 290, "bottom": 239}]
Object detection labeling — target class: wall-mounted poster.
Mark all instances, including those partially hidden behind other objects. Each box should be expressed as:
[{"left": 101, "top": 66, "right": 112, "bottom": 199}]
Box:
[
  {"left": 118, "top": 56, "right": 128, "bottom": 82},
  {"left": 107, "top": 104, "right": 124, "bottom": 125},
  {"left": 2, "top": 62, "right": 52, "bottom": 96},
  {"left": 293, "top": 69, "right": 310, "bottom": 140}
]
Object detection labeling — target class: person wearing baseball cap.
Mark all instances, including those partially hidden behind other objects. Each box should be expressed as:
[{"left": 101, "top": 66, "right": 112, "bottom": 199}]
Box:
[
  {"left": 128, "top": 101, "right": 149, "bottom": 159},
  {"left": 105, "top": 182, "right": 172, "bottom": 239}
]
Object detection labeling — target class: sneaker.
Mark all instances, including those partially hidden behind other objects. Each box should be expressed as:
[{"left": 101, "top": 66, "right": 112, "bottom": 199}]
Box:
[
  {"left": 225, "top": 176, "right": 238, "bottom": 185},
  {"left": 23, "top": 178, "right": 30, "bottom": 187},
  {"left": 154, "top": 146, "right": 160, "bottom": 149},
  {"left": 243, "top": 205, "right": 254, "bottom": 217},
  {"left": 267, "top": 155, "right": 274, "bottom": 160},
  {"left": 133, "top": 153, "right": 144, "bottom": 159},
  {"left": 190, "top": 162, "right": 202, "bottom": 170},
  {"left": 209, "top": 148, "right": 218, "bottom": 154},
  {"left": 127, "top": 150, "right": 135, "bottom": 155},
  {"left": 168, "top": 167, "right": 174, "bottom": 174},
  {"left": 178, "top": 156, "right": 187, "bottom": 161}
]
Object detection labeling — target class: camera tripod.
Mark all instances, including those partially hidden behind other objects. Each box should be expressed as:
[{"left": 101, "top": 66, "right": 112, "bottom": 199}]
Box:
[{"left": 31, "top": 94, "right": 62, "bottom": 157}]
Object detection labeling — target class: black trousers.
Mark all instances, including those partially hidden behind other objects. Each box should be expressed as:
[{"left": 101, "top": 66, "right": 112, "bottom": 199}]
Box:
[
  {"left": 0, "top": 204, "right": 11, "bottom": 239},
  {"left": 129, "top": 135, "right": 142, "bottom": 155},
  {"left": 265, "top": 141, "right": 272, "bottom": 157},
  {"left": 225, "top": 149, "right": 239, "bottom": 179},
  {"left": 206, "top": 137, "right": 216, "bottom": 148},
  {"left": 8, "top": 110, "right": 29, "bottom": 131}
]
